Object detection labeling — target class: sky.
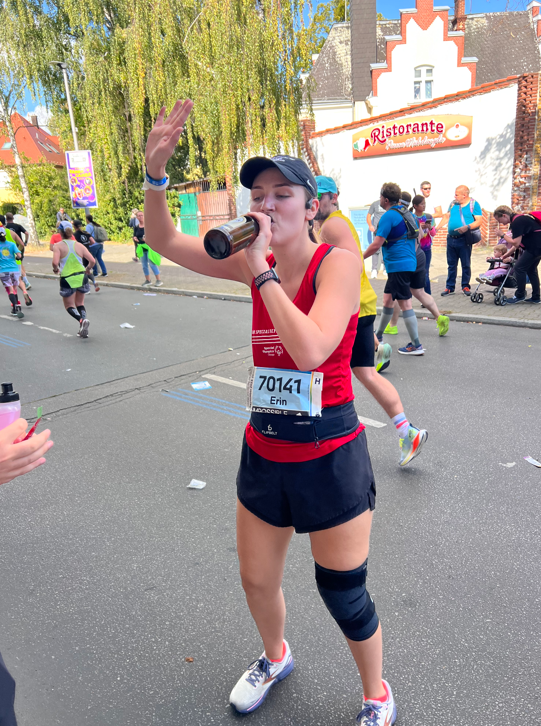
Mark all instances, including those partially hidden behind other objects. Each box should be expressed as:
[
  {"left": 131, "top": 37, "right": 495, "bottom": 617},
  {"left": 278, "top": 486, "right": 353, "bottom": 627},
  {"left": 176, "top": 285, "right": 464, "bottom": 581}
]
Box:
[{"left": 22, "top": 0, "right": 528, "bottom": 116}]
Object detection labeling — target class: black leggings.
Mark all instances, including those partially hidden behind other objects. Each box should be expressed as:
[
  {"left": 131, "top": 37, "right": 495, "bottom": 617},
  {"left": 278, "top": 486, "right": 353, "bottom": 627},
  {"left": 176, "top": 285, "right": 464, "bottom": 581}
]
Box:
[{"left": 514, "top": 249, "right": 541, "bottom": 300}]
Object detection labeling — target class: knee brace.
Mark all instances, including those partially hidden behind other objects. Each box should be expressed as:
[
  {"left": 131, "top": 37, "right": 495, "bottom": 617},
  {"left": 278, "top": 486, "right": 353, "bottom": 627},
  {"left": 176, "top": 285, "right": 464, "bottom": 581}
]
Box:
[{"left": 315, "top": 559, "right": 379, "bottom": 641}]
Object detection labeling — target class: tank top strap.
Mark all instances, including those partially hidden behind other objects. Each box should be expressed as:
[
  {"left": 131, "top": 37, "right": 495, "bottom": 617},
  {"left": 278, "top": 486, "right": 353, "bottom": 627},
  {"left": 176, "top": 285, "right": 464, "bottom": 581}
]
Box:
[
  {"left": 66, "top": 238, "right": 75, "bottom": 254},
  {"left": 311, "top": 243, "right": 334, "bottom": 294}
]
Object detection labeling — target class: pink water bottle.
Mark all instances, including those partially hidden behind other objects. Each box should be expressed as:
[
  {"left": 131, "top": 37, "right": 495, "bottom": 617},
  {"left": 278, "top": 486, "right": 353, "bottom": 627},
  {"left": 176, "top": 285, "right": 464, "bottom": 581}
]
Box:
[{"left": 0, "top": 383, "right": 21, "bottom": 431}]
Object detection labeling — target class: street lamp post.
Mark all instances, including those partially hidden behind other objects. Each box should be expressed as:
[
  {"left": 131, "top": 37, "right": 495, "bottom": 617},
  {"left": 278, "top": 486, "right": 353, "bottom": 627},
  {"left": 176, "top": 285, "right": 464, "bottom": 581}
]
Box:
[{"left": 50, "top": 61, "right": 78, "bottom": 151}]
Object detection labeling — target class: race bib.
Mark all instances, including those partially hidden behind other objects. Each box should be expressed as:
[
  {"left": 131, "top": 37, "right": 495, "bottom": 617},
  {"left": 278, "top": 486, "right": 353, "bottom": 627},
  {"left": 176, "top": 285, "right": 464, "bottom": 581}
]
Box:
[{"left": 247, "top": 367, "right": 323, "bottom": 417}]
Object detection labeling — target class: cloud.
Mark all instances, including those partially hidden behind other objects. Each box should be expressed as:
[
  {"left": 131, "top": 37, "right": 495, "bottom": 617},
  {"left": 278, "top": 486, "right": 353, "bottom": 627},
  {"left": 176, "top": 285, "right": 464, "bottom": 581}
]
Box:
[{"left": 26, "top": 105, "right": 52, "bottom": 131}]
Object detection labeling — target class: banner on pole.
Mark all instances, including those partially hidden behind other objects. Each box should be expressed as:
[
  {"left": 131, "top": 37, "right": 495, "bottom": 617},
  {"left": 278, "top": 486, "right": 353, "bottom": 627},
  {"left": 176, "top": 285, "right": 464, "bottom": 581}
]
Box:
[{"left": 66, "top": 150, "right": 98, "bottom": 209}]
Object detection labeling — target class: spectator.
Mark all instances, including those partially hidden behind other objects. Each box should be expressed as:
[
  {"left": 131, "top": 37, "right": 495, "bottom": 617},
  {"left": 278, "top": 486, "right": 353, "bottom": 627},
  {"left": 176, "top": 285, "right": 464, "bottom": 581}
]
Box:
[
  {"left": 438, "top": 185, "right": 482, "bottom": 297},
  {"left": 419, "top": 180, "right": 443, "bottom": 222},
  {"left": 134, "top": 210, "right": 163, "bottom": 287},
  {"left": 49, "top": 228, "right": 63, "bottom": 251},
  {"left": 56, "top": 207, "right": 71, "bottom": 224},
  {"left": 411, "top": 194, "right": 436, "bottom": 294},
  {"left": 84, "top": 215, "right": 108, "bottom": 277},
  {"left": 494, "top": 205, "right": 541, "bottom": 305},
  {"left": 366, "top": 199, "right": 386, "bottom": 279},
  {"left": 128, "top": 209, "right": 140, "bottom": 261},
  {"left": 5, "top": 214, "right": 28, "bottom": 246}
]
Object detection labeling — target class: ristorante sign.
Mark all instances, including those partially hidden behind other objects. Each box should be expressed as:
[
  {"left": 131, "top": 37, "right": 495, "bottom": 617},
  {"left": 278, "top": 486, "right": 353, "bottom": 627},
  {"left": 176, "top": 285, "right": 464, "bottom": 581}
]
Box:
[{"left": 352, "top": 114, "right": 473, "bottom": 158}]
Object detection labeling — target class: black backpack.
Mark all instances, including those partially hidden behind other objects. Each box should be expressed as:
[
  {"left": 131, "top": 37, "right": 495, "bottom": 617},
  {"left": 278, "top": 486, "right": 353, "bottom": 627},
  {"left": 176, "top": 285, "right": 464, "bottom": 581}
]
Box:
[{"left": 387, "top": 205, "right": 419, "bottom": 241}]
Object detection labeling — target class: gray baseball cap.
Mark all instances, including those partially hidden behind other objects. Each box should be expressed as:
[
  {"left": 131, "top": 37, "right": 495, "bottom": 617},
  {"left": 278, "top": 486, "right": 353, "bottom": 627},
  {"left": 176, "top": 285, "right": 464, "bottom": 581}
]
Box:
[{"left": 240, "top": 155, "right": 318, "bottom": 198}]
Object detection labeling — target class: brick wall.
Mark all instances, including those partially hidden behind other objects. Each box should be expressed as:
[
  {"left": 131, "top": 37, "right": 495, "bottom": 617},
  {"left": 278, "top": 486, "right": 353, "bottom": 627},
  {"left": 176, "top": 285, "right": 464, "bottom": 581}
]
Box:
[
  {"left": 431, "top": 209, "right": 499, "bottom": 248},
  {"left": 511, "top": 72, "right": 541, "bottom": 211},
  {"left": 299, "top": 119, "right": 322, "bottom": 176}
]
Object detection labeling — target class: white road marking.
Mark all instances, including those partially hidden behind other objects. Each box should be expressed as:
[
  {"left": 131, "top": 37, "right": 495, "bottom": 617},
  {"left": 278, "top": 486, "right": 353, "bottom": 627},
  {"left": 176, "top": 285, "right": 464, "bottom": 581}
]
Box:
[
  {"left": 0, "top": 316, "right": 73, "bottom": 337},
  {"left": 203, "top": 375, "right": 387, "bottom": 428},
  {"left": 203, "top": 374, "right": 247, "bottom": 389},
  {"left": 358, "top": 415, "right": 387, "bottom": 428}
]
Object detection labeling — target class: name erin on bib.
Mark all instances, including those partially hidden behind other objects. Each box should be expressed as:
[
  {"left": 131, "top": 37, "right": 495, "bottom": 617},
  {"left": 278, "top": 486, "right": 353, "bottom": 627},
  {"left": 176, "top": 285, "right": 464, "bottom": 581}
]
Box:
[{"left": 247, "top": 367, "right": 323, "bottom": 417}]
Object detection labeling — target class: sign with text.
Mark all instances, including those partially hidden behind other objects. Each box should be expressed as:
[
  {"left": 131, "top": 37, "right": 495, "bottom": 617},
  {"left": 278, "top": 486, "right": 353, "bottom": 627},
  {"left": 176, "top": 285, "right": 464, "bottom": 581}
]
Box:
[
  {"left": 66, "top": 150, "right": 98, "bottom": 209},
  {"left": 352, "top": 115, "right": 473, "bottom": 158}
]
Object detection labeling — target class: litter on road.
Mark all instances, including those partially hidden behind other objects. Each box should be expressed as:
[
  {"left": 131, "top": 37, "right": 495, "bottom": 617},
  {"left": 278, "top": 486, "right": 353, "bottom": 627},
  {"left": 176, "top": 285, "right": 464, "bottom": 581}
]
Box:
[
  {"left": 120, "top": 323, "right": 135, "bottom": 329},
  {"left": 191, "top": 381, "right": 212, "bottom": 390},
  {"left": 524, "top": 456, "right": 541, "bottom": 468},
  {"left": 499, "top": 462, "right": 516, "bottom": 468},
  {"left": 187, "top": 479, "right": 206, "bottom": 489}
]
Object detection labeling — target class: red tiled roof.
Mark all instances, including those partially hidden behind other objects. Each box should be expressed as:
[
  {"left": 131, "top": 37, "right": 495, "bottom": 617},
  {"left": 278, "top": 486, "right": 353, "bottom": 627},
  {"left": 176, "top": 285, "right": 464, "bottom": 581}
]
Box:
[
  {"left": 0, "top": 112, "right": 65, "bottom": 166},
  {"left": 311, "top": 75, "right": 520, "bottom": 138}
]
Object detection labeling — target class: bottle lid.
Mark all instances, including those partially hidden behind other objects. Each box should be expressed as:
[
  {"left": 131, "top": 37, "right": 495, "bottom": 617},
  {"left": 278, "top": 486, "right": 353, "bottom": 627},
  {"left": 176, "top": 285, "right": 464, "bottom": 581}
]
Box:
[{"left": 0, "top": 382, "right": 19, "bottom": 403}]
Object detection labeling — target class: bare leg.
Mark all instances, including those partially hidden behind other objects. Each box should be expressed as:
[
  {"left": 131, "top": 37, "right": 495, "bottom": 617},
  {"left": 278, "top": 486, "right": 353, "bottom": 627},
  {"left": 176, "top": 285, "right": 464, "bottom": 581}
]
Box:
[
  {"left": 17, "top": 277, "right": 27, "bottom": 295},
  {"left": 411, "top": 288, "right": 440, "bottom": 319},
  {"left": 310, "top": 510, "right": 385, "bottom": 700},
  {"left": 353, "top": 366, "right": 403, "bottom": 419},
  {"left": 236, "top": 501, "right": 294, "bottom": 661},
  {"left": 62, "top": 293, "right": 76, "bottom": 311},
  {"left": 74, "top": 291, "right": 86, "bottom": 307}
]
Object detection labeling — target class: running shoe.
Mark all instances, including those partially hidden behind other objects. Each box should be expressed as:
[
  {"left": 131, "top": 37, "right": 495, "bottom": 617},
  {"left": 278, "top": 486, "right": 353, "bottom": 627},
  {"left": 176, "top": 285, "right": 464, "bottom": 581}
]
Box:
[
  {"left": 356, "top": 680, "right": 397, "bottom": 726},
  {"left": 462, "top": 286, "right": 471, "bottom": 296},
  {"left": 398, "top": 342, "right": 424, "bottom": 355},
  {"left": 142, "top": 280, "right": 152, "bottom": 286},
  {"left": 94, "top": 285, "right": 100, "bottom": 292},
  {"left": 383, "top": 324, "right": 397, "bottom": 335},
  {"left": 376, "top": 343, "right": 392, "bottom": 373},
  {"left": 437, "top": 314, "right": 449, "bottom": 337},
  {"left": 440, "top": 288, "right": 454, "bottom": 296},
  {"left": 399, "top": 425, "right": 428, "bottom": 466},
  {"left": 100, "top": 273, "right": 108, "bottom": 277},
  {"left": 370, "top": 269, "right": 378, "bottom": 279},
  {"left": 10, "top": 305, "right": 24, "bottom": 319},
  {"left": 154, "top": 280, "right": 164, "bottom": 287},
  {"left": 506, "top": 295, "right": 526, "bottom": 304},
  {"left": 25, "top": 283, "right": 32, "bottom": 290},
  {"left": 230, "top": 640, "right": 294, "bottom": 714},
  {"left": 525, "top": 297, "right": 541, "bottom": 304},
  {"left": 132, "top": 257, "right": 138, "bottom": 262},
  {"left": 77, "top": 319, "right": 90, "bottom": 338},
  {"left": 24, "top": 293, "right": 32, "bottom": 306}
]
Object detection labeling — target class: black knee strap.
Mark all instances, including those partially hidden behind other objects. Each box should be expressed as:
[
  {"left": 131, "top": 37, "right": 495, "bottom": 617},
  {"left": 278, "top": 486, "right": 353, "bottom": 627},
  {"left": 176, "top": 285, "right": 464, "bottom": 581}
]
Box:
[{"left": 315, "top": 559, "right": 379, "bottom": 642}]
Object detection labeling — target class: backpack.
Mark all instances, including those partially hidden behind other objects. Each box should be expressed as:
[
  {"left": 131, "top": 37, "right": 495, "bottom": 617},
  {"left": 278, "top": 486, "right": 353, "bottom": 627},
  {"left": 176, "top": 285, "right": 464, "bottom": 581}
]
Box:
[
  {"left": 387, "top": 205, "right": 419, "bottom": 241},
  {"left": 93, "top": 225, "right": 108, "bottom": 243},
  {"left": 524, "top": 211, "right": 541, "bottom": 225}
]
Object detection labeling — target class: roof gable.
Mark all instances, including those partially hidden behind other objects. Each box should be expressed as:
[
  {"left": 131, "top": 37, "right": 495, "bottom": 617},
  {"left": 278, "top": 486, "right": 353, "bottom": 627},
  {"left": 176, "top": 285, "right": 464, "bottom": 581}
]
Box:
[{"left": 0, "top": 112, "right": 64, "bottom": 166}]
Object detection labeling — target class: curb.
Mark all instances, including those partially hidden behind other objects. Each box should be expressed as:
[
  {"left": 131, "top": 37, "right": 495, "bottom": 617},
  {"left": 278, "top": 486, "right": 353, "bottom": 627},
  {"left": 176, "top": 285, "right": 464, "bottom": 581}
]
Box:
[
  {"left": 27, "top": 272, "right": 252, "bottom": 303},
  {"left": 27, "top": 273, "right": 541, "bottom": 328}
]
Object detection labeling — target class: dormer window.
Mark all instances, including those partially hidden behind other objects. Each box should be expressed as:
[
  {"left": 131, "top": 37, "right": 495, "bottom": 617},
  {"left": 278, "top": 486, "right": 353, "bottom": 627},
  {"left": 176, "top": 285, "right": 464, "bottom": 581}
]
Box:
[{"left": 414, "top": 66, "right": 433, "bottom": 101}]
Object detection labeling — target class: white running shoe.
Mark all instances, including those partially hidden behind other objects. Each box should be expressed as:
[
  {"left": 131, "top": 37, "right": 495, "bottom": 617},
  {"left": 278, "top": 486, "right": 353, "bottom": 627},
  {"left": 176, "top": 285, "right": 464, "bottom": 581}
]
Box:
[
  {"left": 77, "top": 319, "right": 90, "bottom": 338},
  {"left": 356, "top": 679, "right": 397, "bottom": 725},
  {"left": 230, "top": 640, "right": 294, "bottom": 714},
  {"left": 371, "top": 269, "right": 378, "bottom": 279}
]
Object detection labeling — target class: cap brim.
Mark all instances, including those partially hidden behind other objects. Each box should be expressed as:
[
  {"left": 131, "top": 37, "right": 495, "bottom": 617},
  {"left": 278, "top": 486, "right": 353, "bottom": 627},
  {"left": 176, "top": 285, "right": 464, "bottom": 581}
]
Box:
[{"left": 240, "top": 156, "right": 314, "bottom": 193}]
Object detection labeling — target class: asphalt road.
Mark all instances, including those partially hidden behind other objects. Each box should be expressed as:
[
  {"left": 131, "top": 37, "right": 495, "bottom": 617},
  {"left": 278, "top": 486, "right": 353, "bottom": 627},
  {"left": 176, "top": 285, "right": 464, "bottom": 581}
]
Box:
[{"left": 0, "top": 277, "right": 540, "bottom": 726}]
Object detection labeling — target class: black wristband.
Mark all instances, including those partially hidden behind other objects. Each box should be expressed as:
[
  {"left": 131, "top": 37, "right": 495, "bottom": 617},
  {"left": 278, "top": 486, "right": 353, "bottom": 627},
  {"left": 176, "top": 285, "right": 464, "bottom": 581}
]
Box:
[{"left": 254, "top": 268, "right": 281, "bottom": 290}]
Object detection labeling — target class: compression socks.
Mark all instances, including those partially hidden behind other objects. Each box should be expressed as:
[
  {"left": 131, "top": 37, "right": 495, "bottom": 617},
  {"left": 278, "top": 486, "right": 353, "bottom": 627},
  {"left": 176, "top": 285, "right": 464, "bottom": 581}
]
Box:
[
  {"left": 77, "top": 305, "right": 87, "bottom": 319},
  {"left": 375, "top": 306, "right": 394, "bottom": 338},
  {"left": 8, "top": 292, "right": 18, "bottom": 308},
  {"left": 392, "top": 413, "right": 409, "bottom": 438},
  {"left": 403, "top": 309, "right": 421, "bottom": 347},
  {"left": 66, "top": 306, "right": 82, "bottom": 322}
]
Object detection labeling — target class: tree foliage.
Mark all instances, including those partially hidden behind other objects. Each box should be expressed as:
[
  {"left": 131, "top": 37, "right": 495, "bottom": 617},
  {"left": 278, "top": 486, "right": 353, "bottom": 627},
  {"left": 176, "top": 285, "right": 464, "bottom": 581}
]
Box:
[{"left": 0, "top": 0, "right": 312, "bottom": 238}]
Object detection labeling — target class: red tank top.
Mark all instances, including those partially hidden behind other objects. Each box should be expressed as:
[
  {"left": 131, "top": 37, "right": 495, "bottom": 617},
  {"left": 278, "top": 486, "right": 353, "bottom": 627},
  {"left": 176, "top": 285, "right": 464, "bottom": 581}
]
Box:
[{"left": 245, "top": 243, "right": 363, "bottom": 463}]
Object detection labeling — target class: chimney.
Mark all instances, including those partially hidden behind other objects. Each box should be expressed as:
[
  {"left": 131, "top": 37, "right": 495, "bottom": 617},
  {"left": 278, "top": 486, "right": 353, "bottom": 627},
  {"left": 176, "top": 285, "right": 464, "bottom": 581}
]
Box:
[
  {"left": 30, "top": 114, "right": 39, "bottom": 128},
  {"left": 350, "top": 0, "right": 377, "bottom": 104},
  {"left": 453, "top": 0, "right": 466, "bottom": 31}
]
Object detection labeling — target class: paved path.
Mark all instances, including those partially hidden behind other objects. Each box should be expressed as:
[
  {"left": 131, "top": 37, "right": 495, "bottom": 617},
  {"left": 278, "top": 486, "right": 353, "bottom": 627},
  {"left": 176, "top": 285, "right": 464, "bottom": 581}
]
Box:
[
  {"left": 24, "top": 243, "right": 541, "bottom": 324},
  {"left": 1, "top": 278, "right": 540, "bottom": 725}
]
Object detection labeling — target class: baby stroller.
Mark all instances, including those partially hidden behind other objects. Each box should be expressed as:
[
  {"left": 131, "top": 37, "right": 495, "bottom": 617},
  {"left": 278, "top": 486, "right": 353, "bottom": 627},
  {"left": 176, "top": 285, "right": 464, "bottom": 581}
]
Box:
[{"left": 470, "top": 250, "right": 520, "bottom": 306}]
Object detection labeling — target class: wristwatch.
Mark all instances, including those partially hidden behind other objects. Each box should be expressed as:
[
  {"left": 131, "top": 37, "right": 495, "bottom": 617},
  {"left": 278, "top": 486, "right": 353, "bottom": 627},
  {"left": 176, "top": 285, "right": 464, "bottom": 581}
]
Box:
[{"left": 254, "top": 268, "right": 281, "bottom": 290}]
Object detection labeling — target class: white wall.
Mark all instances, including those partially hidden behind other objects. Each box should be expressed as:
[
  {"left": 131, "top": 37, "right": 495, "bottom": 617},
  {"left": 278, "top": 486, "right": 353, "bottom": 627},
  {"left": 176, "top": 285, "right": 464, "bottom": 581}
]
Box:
[
  {"left": 373, "top": 16, "right": 473, "bottom": 115},
  {"left": 312, "top": 103, "right": 353, "bottom": 133},
  {"left": 0, "top": 170, "right": 10, "bottom": 189},
  {"left": 310, "top": 83, "right": 517, "bottom": 215}
]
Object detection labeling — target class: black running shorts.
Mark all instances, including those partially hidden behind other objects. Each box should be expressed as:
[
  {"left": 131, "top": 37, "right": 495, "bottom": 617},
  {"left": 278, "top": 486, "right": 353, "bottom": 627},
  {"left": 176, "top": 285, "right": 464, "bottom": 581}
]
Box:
[
  {"left": 384, "top": 271, "right": 413, "bottom": 300},
  {"left": 409, "top": 246, "right": 426, "bottom": 290},
  {"left": 236, "top": 431, "right": 376, "bottom": 534},
  {"left": 350, "top": 314, "right": 376, "bottom": 369}
]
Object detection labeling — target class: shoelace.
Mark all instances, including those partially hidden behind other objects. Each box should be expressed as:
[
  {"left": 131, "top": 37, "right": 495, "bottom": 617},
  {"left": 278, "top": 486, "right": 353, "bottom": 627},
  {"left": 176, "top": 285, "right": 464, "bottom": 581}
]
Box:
[
  {"left": 356, "top": 702, "right": 383, "bottom": 726},
  {"left": 245, "top": 657, "right": 271, "bottom": 687}
]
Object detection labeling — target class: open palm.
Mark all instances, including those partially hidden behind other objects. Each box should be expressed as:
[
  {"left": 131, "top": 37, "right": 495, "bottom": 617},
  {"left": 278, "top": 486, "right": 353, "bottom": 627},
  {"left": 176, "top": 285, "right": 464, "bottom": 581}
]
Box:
[{"left": 145, "top": 99, "right": 194, "bottom": 179}]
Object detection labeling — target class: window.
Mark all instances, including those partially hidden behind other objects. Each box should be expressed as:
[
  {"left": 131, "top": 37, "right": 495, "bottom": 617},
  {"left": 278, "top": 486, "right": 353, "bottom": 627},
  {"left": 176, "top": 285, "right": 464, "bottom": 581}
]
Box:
[
  {"left": 413, "top": 66, "right": 434, "bottom": 102},
  {"left": 1, "top": 142, "right": 11, "bottom": 149}
]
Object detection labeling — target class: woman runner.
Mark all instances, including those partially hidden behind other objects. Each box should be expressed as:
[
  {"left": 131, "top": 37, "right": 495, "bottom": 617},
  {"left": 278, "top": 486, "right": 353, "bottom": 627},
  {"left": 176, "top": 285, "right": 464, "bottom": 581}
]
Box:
[
  {"left": 52, "top": 226, "right": 95, "bottom": 338},
  {"left": 144, "top": 100, "right": 396, "bottom": 726}
]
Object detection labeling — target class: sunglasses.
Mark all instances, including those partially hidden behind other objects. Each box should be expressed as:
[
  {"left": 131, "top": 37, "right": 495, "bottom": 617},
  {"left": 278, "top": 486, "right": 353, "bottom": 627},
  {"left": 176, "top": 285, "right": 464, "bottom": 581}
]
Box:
[
  {"left": 422, "top": 187, "right": 431, "bottom": 191},
  {"left": 317, "top": 192, "right": 330, "bottom": 200}
]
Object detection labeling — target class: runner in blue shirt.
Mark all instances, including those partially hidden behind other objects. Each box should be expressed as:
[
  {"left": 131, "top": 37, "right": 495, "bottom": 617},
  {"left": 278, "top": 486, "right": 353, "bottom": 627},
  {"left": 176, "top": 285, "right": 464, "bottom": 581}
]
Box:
[
  {"left": 363, "top": 183, "right": 425, "bottom": 356},
  {"left": 0, "top": 231, "right": 25, "bottom": 317}
]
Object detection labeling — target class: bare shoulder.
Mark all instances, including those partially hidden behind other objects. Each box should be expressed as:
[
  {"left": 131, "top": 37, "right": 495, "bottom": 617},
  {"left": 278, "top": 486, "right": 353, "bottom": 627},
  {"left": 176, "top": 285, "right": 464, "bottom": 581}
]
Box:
[
  {"left": 320, "top": 215, "right": 352, "bottom": 243},
  {"left": 317, "top": 245, "right": 360, "bottom": 282}
]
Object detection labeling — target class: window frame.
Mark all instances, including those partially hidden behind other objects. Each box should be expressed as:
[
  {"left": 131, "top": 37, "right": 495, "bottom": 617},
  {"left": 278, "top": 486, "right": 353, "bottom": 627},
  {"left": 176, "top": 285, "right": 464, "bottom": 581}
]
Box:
[{"left": 413, "top": 65, "right": 434, "bottom": 102}]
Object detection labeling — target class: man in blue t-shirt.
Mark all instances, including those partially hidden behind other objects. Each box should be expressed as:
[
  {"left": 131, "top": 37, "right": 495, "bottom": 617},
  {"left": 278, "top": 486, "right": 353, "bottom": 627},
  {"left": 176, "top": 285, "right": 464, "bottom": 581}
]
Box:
[
  {"left": 0, "top": 230, "right": 24, "bottom": 317},
  {"left": 437, "top": 185, "right": 482, "bottom": 296},
  {"left": 363, "top": 182, "right": 425, "bottom": 355}
]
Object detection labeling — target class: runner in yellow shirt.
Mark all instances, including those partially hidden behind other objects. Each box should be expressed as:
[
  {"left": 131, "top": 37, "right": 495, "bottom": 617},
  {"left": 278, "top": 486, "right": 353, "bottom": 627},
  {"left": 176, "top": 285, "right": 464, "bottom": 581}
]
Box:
[{"left": 315, "top": 176, "right": 427, "bottom": 466}]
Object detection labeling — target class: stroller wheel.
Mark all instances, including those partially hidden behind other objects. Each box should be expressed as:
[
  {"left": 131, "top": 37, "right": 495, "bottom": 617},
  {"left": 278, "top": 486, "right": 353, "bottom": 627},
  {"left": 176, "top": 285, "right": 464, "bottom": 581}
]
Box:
[
  {"left": 501, "top": 295, "right": 507, "bottom": 306},
  {"left": 470, "top": 293, "right": 477, "bottom": 303},
  {"left": 477, "top": 293, "right": 483, "bottom": 303},
  {"left": 494, "top": 296, "right": 500, "bottom": 305}
]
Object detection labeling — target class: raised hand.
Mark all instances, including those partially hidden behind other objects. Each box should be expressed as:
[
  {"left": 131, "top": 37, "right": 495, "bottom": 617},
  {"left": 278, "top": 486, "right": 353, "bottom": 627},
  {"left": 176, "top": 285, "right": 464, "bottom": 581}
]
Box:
[{"left": 145, "top": 99, "right": 194, "bottom": 179}]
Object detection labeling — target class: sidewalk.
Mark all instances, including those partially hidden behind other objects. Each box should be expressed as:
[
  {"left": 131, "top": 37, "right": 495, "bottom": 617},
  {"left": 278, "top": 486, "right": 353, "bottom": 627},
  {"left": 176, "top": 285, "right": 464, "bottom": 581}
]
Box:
[{"left": 25, "top": 243, "right": 541, "bottom": 326}]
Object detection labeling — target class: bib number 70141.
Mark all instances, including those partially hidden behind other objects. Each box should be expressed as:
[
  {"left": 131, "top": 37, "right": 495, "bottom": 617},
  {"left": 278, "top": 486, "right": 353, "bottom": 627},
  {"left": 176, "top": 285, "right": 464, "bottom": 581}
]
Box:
[{"left": 247, "top": 366, "right": 323, "bottom": 417}]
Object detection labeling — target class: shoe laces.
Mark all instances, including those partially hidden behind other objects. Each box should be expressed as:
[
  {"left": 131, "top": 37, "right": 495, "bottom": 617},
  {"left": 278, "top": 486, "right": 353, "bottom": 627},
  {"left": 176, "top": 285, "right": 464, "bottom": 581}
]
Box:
[
  {"left": 356, "top": 702, "right": 383, "bottom": 725},
  {"left": 245, "top": 657, "right": 271, "bottom": 687}
]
